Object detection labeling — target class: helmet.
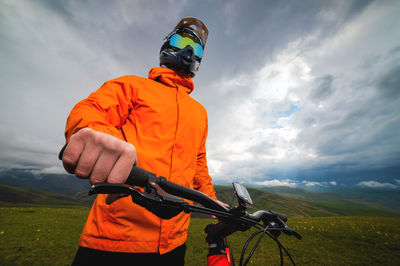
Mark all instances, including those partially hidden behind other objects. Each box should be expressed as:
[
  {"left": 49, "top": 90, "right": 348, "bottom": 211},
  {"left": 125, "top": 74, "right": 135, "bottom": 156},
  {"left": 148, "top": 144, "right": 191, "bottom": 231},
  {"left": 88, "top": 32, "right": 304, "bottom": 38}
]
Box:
[{"left": 160, "top": 17, "right": 209, "bottom": 77}]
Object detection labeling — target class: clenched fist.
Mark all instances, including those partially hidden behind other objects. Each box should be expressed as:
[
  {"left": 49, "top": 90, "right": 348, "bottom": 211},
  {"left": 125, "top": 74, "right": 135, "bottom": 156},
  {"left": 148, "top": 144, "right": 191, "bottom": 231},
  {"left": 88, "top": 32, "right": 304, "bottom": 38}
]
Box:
[{"left": 61, "top": 128, "right": 137, "bottom": 185}]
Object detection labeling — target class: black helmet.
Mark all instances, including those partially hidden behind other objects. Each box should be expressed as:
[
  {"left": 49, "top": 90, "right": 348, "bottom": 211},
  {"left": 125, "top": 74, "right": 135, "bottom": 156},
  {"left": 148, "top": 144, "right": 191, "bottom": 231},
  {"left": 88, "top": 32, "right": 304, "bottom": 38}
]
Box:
[{"left": 160, "top": 17, "right": 209, "bottom": 77}]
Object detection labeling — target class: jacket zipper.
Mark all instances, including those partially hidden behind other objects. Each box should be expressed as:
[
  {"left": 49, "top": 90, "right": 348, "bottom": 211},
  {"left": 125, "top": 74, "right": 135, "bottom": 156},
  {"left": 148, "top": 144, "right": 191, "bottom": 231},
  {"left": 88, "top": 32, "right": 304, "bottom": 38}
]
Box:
[{"left": 158, "top": 82, "right": 180, "bottom": 253}]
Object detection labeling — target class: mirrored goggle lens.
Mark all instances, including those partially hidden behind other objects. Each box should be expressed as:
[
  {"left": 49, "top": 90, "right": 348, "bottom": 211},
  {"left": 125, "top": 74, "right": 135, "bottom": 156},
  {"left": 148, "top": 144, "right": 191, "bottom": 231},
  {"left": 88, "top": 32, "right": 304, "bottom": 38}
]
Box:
[{"left": 169, "top": 34, "right": 203, "bottom": 59}]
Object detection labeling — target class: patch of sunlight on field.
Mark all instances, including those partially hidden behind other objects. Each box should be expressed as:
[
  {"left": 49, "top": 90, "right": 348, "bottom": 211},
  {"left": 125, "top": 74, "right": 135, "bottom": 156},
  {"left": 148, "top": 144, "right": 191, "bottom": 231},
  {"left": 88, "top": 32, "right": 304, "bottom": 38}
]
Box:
[{"left": 0, "top": 207, "right": 89, "bottom": 265}]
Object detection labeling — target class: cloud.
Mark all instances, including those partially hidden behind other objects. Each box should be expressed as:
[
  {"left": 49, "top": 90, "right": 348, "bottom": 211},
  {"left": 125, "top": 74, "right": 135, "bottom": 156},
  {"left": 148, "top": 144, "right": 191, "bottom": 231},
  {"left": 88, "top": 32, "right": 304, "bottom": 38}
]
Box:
[
  {"left": 253, "top": 179, "right": 338, "bottom": 188},
  {"left": 204, "top": 1, "right": 400, "bottom": 184},
  {"left": 357, "top": 181, "right": 399, "bottom": 189},
  {"left": 302, "top": 181, "right": 323, "bottom": 187},
  {"left": 0, "top": 0, "right": 399, "bottom": 189},
  {"left": 309, "top": 75, "right": 334, "bottom": 102},
  {"left": 254, "top": 179, "right": 298, "bottom": 187},
  {"left": 0, "top": 0, "right": 187, "bottom": 168},
  {"left": 30, "top": 166, "right": 66, "bottom": 175},
  {"left": 302, "top": 180, "right": 337, "bottom": 187},
  {"left": 377, "top": 63, "right": 400, "bottom": 99}
]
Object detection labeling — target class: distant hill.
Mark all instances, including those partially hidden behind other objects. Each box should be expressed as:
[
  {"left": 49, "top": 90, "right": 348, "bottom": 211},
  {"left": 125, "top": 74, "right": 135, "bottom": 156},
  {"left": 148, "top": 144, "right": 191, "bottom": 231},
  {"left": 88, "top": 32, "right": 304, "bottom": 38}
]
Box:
[
  {"left": 214, "top": 185, "right": 399, "bottom": 218},
  {"left": 258, "top": 186, "right": 400, "bottom": 211},
  {"left": 0, "top": 168, "right": 90, "bottom": 195},
  {"left": 1, "top": 183, "right": 398, "bottom": 218},
  {"left": 1, "top": 168, "right": 399, "bottom": 217},
  {"left": 0, "top": 185, "right": 91, "bottom": 207},
  {"left": 323, "top": 188, "right": 400, "bottom": 211}
]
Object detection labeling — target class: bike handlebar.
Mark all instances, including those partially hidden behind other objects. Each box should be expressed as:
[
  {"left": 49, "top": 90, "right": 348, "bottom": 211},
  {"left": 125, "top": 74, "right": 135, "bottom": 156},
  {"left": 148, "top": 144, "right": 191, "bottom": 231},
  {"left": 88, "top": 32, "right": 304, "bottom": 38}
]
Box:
[
  {"left": 59, "top": 144, "right": 300, "bottom": 239},
  {"left": 248, "top": 210, "right": 288, "bottom": 223},
  {"left": 126, "top": 166, "right": 301, "bottom": 240},
  {"left": 127, "top": 166, "right": 229, "bottom": 212}
]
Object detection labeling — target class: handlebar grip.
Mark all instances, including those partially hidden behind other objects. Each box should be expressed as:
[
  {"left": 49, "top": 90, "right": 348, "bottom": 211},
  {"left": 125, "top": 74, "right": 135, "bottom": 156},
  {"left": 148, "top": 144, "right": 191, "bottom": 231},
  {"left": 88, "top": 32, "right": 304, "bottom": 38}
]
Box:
[
  {"left": 59, "top": 143, "right": 68, "bottom": 160},
  {"left": 270, "top": 210, "right": 288, "bottom": 222},
  {"left": 126, "top": 166, "right": 156, "bottom": 187},
  {"left": 127, "top": 166, "right": 227, "bottom": 212},
  {"left": 248, "top": 210, "right": 288, "bottom": 223},
  {"left": 157, "top": 178, "right": 228, "bottom": 212}
]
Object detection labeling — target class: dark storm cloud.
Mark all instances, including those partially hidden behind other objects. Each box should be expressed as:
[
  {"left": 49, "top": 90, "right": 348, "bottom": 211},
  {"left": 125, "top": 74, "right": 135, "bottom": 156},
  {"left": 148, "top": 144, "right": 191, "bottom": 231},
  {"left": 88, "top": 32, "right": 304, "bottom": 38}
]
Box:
[
  {"left": 0, "top": 0, "right": 399, "bottom": 188},
  {"left": 378, "top": 64, "right": 400, "bottom": 98},
  {"left": 194, "top": 0, "right": 374, "bottom": 86},
  {"left": 201, "top": 0, "right": 400, "bottom": 188},
  {"left": 309, "top": 75, "right": 334, "bottom": 101},
  {"left": 301, "top": 46, "right": 400, "bottom": 162},
  {"left": 0, "top": 0, "right": 189, "bottom": 170},
  {"left": 193, "top": 0, "right": 379, "bottom": 135}
]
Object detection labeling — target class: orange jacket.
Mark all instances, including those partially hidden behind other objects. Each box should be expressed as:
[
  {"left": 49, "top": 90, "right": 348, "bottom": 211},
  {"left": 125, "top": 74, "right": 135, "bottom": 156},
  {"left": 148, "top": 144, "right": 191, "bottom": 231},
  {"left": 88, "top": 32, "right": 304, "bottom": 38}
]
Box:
[{"left": 65, "top": 67, "right": 216, "bottom": 254}]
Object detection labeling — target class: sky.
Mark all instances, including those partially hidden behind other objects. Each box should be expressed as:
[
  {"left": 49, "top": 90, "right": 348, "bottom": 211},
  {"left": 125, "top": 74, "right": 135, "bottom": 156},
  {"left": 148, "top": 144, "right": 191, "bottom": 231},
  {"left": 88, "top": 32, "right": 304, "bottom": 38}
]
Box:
[{"left": 0, "top": 0, "right": 399, "bottom": 189}]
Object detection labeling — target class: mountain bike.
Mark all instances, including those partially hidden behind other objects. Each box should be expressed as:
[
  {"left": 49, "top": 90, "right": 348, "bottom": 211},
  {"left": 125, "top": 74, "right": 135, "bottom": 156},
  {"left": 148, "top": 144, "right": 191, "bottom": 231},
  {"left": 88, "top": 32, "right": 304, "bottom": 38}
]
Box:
[{"left": 88, "top": 166, "right": 302, "bottom": 265}]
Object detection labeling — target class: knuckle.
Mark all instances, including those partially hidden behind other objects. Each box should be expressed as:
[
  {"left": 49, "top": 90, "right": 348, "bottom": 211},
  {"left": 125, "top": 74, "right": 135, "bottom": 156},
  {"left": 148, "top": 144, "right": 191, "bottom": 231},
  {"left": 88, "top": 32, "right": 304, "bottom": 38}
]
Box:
[
  {"left": 62, "top": 155, "right": 75, "bottom": 167},
  {"left": 75, "top": 169, "right": 89, "bottom": 179},
  {"left": 123, "top": 143, "right": 137, "bottom": 157},
  {"left": 70, "top": 128, "right": 94, "bottom": 144},
  {"left": 107, "top": 176, "right": 121, "bottom": 184},
  {"left": 93, "top": 132, "right": 106, "bottom": 145},
  {"left": 76, "top": 127, "right": 92, "bottom": 139},
  {"left": 90, "top": 175, "right": 105, "bottom": 185},
  {"left": 80, "top": 127, "right": 93, "bottom": 135}
]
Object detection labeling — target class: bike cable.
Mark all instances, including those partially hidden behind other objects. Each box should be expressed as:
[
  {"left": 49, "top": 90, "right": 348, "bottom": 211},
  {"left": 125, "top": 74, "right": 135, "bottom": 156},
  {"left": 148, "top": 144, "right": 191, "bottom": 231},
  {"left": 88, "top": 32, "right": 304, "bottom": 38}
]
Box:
[{"left": 241, "top": 225, "right": 269, "bottom": 266}]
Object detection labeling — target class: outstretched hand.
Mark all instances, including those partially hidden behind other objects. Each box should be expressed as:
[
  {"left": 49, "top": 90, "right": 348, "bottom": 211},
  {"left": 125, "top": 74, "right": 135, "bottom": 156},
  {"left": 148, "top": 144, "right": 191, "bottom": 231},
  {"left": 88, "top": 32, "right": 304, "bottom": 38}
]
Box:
[{"left": 61, "top": 128, "right": 137, "bottom": 185}]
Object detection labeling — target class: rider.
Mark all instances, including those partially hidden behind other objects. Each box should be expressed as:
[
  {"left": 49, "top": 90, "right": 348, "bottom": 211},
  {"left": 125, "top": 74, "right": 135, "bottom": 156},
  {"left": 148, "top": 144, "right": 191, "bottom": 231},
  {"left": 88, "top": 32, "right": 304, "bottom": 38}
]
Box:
[{"left": 61, "top": 17, "right": 217, "bottom": 265}]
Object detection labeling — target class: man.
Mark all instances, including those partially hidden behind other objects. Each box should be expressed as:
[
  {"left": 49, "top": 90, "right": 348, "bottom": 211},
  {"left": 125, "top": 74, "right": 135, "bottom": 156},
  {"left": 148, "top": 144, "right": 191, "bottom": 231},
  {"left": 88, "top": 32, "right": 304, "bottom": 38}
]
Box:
[{"left": 61, "top": 17, "right": 217, "bottom": 265}]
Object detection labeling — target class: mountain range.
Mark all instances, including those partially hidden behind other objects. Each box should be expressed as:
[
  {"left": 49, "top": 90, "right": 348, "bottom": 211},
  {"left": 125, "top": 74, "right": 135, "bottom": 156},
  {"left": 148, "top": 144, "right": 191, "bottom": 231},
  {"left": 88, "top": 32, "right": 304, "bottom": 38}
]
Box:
[{"left": 0, "top": 168, "right": 399, "bottom": 217}]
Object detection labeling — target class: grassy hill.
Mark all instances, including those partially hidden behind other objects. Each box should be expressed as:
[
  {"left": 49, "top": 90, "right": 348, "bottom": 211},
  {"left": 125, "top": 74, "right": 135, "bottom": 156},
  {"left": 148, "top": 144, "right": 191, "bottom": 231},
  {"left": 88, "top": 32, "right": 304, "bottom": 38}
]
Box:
[
  {"left": 1, "top": 184, "right": 398, "bottom": 218},
  {"left": 214, "top": 185, "right": 399, "bottom": 217},
  {"left": 261, "top": 186, "right": 400, "bottom": 211},
  {"left": 0, "top": 169, "right": 90, "bottom": 196},
  {"left": 0, "top": 184, "right": 399, "bottom": 265},
  {"left": 0, "top": 185, "right": 91, "bottom": 207},
  {"left": 325, "top": 188, "right": 400, "bottom": 211}
]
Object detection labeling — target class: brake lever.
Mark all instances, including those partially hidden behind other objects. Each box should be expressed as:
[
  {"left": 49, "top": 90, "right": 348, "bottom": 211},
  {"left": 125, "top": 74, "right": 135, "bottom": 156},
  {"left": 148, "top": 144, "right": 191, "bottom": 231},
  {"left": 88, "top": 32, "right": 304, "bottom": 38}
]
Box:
[
  {"left": 284, "top": 225, "right": 302, "bottom": 240},
  {"left": 89, "top": 182, "right": 186, "bottom": 220},
  {"left": 270, "top": 217, "right": 301, "bottom": 240},
  {"left": 89, "top": 183, "right": 136, "bottom": 195}
]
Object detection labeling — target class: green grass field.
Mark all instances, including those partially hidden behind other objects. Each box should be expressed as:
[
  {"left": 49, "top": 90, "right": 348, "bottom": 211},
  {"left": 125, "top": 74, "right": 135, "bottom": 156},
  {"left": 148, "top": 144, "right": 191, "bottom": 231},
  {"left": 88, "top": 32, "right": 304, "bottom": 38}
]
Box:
[
  {"left": 1, "top": 207, "right": 399, "bottom": 265},
  {"left": 0, "top": 207, "right": 88, "bottom": 265}
]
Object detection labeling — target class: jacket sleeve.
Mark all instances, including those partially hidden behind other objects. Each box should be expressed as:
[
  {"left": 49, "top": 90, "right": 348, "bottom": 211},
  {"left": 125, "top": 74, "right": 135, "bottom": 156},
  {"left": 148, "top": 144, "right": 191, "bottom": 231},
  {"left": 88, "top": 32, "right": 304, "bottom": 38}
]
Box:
[
  {"left": 65, "top": 77, "right": 135, "bottom": 141},
  {"left": 193, "top": 115, "right": 217, "bottom": 200}
]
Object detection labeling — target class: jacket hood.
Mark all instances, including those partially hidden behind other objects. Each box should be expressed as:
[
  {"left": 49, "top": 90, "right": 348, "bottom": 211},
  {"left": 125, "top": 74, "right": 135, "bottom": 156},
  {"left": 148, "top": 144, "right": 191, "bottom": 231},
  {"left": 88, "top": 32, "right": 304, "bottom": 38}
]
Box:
[{"left": 149, "top": 67, "right": 194, "bottom": 94}]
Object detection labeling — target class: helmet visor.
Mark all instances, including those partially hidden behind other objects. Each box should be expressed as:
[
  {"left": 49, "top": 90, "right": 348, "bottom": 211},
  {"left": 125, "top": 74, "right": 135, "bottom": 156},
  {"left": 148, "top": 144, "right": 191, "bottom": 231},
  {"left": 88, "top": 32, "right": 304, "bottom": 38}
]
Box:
[{"left": 169, "top": 33, "right": 203, "bottom": 59}]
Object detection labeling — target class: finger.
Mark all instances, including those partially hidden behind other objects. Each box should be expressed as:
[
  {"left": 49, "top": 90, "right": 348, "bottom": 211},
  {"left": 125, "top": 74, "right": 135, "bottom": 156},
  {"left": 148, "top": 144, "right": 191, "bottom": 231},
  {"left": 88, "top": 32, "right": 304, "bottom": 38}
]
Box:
[
  {"left": 62, "top": 136, "right": 85, "bottom": 174},
  {"left": 107, "top": 144, "right": 137, "bottom": 184},
  {"left": 89, "top": 149, "right": 119, "bottom": 184},
  {"left": 105, "top": 194, "right": 129, "bottom": 205},
  {"left": 216, "top": 200, "right": 229, "bottom": 208},
  {"left": 74, "top": 140, "right": 101, "bottom": 179}
]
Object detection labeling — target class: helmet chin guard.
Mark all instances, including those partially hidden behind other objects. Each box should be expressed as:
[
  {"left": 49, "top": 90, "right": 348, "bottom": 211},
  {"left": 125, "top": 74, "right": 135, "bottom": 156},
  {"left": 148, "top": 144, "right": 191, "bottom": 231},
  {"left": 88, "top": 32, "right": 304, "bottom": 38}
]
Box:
[{"left": 160, "top": 46, "right": 200, "bottom": 77}]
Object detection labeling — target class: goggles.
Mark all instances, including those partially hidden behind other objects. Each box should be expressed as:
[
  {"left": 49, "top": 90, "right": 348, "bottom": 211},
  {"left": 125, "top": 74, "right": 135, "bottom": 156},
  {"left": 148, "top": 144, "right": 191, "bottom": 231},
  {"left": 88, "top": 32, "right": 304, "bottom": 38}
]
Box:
[{"left": 169, "top": 32, "right": 203, "bottom": 59}]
